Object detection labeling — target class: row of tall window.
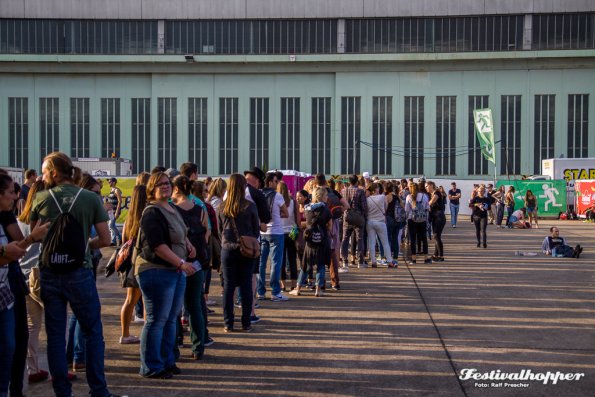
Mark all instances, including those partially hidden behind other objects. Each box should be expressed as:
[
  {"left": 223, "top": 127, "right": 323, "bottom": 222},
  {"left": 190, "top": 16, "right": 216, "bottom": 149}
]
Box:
[
  {"left": 1, "top": 14, "right": 594, "bottom": 54},
  {"left": 5, "top": 95, "right": 590, "bottom": 175}
]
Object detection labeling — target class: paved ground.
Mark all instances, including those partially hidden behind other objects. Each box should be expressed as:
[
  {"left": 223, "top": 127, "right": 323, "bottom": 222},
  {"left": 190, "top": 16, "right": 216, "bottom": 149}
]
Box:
[{"left": 25, "top": 219, "right": 595, "bottom": 397}]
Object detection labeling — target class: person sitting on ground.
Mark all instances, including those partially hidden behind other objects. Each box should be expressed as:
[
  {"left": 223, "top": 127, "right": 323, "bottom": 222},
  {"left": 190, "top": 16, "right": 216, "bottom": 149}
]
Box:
[
  {"left": 542, "top": 227, "right": 583, "bottom": 258},
  {"left": 508, "top": 208, "right": 529, "bottom": 229}
]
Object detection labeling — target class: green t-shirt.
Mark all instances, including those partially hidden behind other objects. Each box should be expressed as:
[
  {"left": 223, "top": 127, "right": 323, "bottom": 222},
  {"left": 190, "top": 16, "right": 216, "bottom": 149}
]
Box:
[{"left": 30, "top": 184, "right": 110, "bottom": 269}]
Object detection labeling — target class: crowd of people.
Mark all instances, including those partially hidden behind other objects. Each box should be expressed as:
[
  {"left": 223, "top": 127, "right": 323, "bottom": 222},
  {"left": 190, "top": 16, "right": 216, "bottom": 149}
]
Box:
[{"left": 0, "top": 152, "right": 587, "bottom": 397}]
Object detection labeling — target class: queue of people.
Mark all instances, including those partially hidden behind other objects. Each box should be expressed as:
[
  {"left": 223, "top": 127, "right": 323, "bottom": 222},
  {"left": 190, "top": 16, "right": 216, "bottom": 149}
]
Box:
[{"left": 0, "top": 152, "right": 589, "bottom": 397}]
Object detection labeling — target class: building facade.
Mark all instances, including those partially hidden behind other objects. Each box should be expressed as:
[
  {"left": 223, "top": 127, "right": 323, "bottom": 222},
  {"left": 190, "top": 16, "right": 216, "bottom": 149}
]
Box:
[{"left": 1, "top": 0, "right": 594, "bottom": 177}]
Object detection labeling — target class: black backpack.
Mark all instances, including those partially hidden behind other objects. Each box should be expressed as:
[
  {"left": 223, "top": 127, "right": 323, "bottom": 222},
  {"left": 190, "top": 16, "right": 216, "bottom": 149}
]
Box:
[
  {"left": 41, "top": 188, "right": 88, "bottom": 273},
  {"left": 304, "top": 206, "right": 324, "bottom": 247}
]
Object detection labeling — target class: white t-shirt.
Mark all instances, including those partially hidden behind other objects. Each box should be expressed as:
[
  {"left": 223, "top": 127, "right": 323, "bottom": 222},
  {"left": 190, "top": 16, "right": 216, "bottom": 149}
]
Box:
[
  {"left": 366, "top": 195, "right": 386, "bottom": 222},
  {"left": 512, "top": 209, "right": 524, "bottom": 219},
  {"left": 281, "top": 199, "right": 296, "bottom": 234},
  {"left": 263, "top": 192, "right": 286, "bottom": 235}
]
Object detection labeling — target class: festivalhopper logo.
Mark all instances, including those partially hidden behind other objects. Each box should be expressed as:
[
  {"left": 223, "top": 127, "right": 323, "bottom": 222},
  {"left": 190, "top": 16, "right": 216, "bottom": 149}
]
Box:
[{"left": 459, "top": 368, "right": 585, "bottom": 387}]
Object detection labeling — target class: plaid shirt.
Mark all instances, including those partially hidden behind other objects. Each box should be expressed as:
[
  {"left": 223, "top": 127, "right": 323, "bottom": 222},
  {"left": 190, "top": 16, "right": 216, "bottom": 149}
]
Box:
[
  {"left": 0, "top": 269, "right": 14, "bottom": 312},
  {"left": 341, "top": 186, "right": 368, "bottom": 215}
]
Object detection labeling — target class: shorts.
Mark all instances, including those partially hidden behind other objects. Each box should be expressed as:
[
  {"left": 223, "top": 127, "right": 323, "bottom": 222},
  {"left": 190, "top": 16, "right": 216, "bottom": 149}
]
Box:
[
  {"left": 509, "top": 215, "right": 518, "bottom": 223},
  {"left": 527, "top": 207, "right": 536, "bottom": 214}
]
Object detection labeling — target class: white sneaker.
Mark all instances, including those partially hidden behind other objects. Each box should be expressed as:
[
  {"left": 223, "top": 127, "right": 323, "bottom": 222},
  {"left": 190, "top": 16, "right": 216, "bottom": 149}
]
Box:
[
  {"left": 133, "top": 315, "right": 144, "bottom": 323},
  {"left": 338, "top": 267, "right": 349, "bottom": 273},
  {"left": 288, "top": 289, "right": 300, "bottom": 296},
  {"left": 119, "top": 335, "right": 140, "bottom": 344},
  {"left": 206, "top": 299, "right": 217, "bottom": 306},
  {"left": 271, "top": 293, "right": 289, "bottom": 301}
]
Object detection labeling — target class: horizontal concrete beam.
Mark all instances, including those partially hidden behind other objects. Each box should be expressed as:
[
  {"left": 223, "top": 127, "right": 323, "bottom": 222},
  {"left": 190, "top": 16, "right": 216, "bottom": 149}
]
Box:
[{"left": 2, "top": 0, "right": 595, "bottom": 19}]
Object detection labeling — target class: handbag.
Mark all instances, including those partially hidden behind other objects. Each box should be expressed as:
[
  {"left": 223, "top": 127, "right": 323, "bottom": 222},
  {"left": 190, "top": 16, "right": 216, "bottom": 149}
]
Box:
[
  {"left": 230, "top": 217, "right": 260, "bottom": 259},
  {"left": 345, "top": 197, "right": 365, "bottom": 228},
  {"left": 115, "top": 238, "right": 134, "bottom": 272}
]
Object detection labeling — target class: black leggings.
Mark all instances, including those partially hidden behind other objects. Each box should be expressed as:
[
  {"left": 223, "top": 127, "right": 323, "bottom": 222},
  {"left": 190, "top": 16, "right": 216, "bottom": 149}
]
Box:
[
  {"left": 432, "top": 211, "right": 446, "bottom": 257},
  {"left": 408, "top": 220, "right": 428, "bottom": 256},
  {"left": 281, "top": 233, "right": 298, "bottom": 281}
]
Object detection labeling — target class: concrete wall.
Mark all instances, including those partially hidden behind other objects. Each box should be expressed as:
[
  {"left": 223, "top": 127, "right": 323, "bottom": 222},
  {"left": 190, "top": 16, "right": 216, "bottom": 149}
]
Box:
[
  {"left": 1, "top": 67, "right": 594, "bottom": 177},
  {"left": 2, "top": 0, "right": 595, "bottom": 19}
]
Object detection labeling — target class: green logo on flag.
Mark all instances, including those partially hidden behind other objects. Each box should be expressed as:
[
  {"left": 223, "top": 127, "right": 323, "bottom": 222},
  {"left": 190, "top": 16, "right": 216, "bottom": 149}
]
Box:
[{"left": 473, "top": 108, "right": 496, "bottom": 165}]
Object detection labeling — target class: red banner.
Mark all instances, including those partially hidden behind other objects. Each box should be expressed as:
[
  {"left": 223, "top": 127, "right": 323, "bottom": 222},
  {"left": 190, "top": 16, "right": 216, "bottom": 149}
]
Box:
[{"left": 575, "top": 180, "right": 595, "bottom": 216}]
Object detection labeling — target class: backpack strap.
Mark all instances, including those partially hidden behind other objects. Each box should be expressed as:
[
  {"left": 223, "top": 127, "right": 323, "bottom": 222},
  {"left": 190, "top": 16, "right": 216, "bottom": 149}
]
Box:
[{"left": 48, "top": 187, "right": 84, "bottom": 214}]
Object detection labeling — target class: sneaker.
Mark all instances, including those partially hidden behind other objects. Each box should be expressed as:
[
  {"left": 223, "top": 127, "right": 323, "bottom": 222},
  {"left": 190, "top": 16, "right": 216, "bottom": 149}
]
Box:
[
  {"left": 73, "top": 362, "right": 85, "bottom": 372},
  {"left": 331, "top": 285, "right": 340, "bottom": 291},
  {"left": 223, "top": 327, "right": 234, "bottom": 333},
  {"left": 144, "top": 370, "right": 172, "bottom": 379},
  {"left": 134, "top": 315, "right": 144, "bottom": 323},
  {"left": 206, "top": 299, "right": 217, "bottom": 306},
  {"left": 250, "top": 315, "right": 261, "bottom": 324},
  {"left": 424, "top": 258, "right": 432, "bottom": 264},
  {"left": 288, "top": 288, "right": 300, "bottom": 296},
  {"left": 338, "top": 266, "right": 349, "bottom": 273},
  {"left": 254, "top": 302, "right": 260, "bottom": 309},
  {"left": 388, "top": 260, "right": 398, "bottom": 269},
  {"left": 207, "top": 308, "right": 215, "bottom": 314},
  {"left": 271, "top": 293, "right": 289, "bottom": 302},
  {"left": 358, "top": 263, "right": 368, "bottom": 269},
  {"left": 371, "top": 262, "right": 378, "bottom": 268},
  {"left": 234, "top": 301, "right": 242, "bottom": 309},
  {"left": 119, "top": 335, "right": 140, "bottom": 345},
  {"left": 166, "top": 365, "right": 182, "bottom": 375},
  {"left": 28, "top": 370, "right": 49, "bottom": 384},
  {"left": 204, "top": 337, "right": 215, "bottom": 347},
  {"left": 314, "top": 288, "right": 324, "bottom": 297},
  {"left": 257, "top": 294, "right": 266, "bottom": 300},
  {"left": 241, "top": 325, "right": 253, "bottom": 332}
]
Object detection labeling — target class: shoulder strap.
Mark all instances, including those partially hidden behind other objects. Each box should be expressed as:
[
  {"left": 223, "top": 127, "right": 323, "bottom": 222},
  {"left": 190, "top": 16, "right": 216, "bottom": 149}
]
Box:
[{"left": 48, "top": 187, "right": 84, "bottom": 214}]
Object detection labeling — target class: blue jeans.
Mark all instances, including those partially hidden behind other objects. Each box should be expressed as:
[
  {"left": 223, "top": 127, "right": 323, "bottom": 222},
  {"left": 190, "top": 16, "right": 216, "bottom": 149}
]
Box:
[
  {"left": 553, "top": 245, "right": 574, "bottom": 258},
  {"left": 67, "top": 314, "right": 85, "bottom": 365},
  {"left": 257, "top": 234, "right": 285, "bottom": 297},
  {"left": 0, "top": 307, "right": 15, "bottom": 397},
  {"left": 297, "top": 263, "right": 325, "bottom": 288},
  {"left": 137, "top": 268, "right": 186, "bottom": 377},
  {"left": 40, "top": 267, "right": 110, "bottom": 397},
  {"left": 109, "top": 218, "right": 121, "bottom": 245},
  {"left": 449, "top": 203, "right": 460, "bottom": 226}
]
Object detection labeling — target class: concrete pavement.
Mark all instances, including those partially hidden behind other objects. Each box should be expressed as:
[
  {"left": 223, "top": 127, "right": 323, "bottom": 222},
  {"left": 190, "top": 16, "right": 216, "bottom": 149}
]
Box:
[{"left": 26, "top": 219, "right": 595, "bottom": 397}]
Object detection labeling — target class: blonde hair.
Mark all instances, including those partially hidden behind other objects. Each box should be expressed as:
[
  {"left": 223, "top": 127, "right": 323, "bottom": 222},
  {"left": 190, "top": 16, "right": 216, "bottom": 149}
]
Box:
[
  {"left": 277, "top": 181, "right": 291, "bottom": 206},
  {"left": 18, "top": 180, "right": 46, "bottom": 223},
  {"left": 303, "top": 179, "right": 315, "bottom": 194},
  {"left": 312, "top": 187, "right": 327, "bottom": 203},
  {"left": 223, "top": 174, "right": 247, "bottom": 218},
  {"left": 207, "top": 178, "right": 227, "bottom": 202}
]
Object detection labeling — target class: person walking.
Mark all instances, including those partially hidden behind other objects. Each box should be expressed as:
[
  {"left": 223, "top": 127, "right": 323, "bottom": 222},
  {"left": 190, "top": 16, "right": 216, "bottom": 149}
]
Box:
[
  {"left": 106, "top": 178, "right": 122, "bottom": 246},
  {"left": 135, "top": 172, "right": 196, "bottom": 379},
  {"left": 29, "top": 152, "right": 118, "bottom": 397},
  {"left": 448, "top": 182, "right": 461, "bottom": 228},
  {"left": 217, "top": 174, "right": 260, "bottom": 332}
]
